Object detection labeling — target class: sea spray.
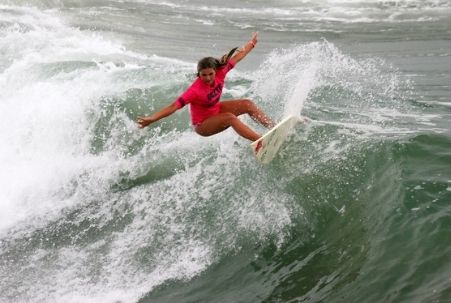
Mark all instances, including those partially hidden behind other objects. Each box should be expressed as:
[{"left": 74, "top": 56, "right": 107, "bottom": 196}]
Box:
[{"left": 251, "top": 40, "right": 416, "bottom": 136}]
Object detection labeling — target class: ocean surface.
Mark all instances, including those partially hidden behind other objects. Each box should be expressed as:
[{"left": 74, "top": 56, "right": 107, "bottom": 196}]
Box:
[{"left": 1, "top": 0, "right": 451, "bottom": 302}]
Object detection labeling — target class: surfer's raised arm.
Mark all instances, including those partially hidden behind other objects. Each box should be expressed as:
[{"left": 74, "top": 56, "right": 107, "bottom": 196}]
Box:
[
  {"left": 231, "top": 32, "right": 258, "bottom": 64},
  {"left": 137, "top": 102, "right": 178, "bottom": 128}
]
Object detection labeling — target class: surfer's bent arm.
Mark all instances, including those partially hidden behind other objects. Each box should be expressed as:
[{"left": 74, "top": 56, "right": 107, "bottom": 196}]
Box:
[
  {"left": 137, "top": 102, "right": 178, "bottom": 128},
  {"left": 231, "top": 32, "right": 258, "bottom": 64}
]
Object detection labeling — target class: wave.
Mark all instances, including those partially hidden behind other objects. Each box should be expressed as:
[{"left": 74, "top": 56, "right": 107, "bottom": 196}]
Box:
[
  {"left": 0, "top": 4, "right": 439, "bottom": 303},
  {"left": 137, "top": 131, "right": 451, "bottom": 303}
]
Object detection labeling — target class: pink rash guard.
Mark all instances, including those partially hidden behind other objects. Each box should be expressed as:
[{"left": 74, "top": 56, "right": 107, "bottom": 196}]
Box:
[{"left": 174, "top": 59, "right": 236, "bottom": 126}]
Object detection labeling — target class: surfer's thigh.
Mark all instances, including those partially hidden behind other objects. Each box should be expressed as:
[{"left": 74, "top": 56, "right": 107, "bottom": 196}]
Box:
[
  {"left": 195, "top": 113, "right": 236, "bottom": 136},
  {"left": 220, "top": 99, "right": 256, "bottom": 116}
]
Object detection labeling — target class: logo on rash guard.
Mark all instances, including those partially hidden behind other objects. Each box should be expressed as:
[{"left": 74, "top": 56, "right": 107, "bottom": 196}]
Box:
[{"left": 207, "top": 83, "right": 223, "bottom": 104}]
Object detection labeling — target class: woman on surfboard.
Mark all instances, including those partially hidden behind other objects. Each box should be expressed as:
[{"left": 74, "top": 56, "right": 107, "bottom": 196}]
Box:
[{"left": 137, "top": 32, "right": 275, "bottom": 142}]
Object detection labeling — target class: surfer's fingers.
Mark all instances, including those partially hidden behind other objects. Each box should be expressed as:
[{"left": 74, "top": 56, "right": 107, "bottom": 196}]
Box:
[
  {"left": 137, "top": 116, "right": 147, "bottom": 123},
  {"left": 136, "top": 117, "right": 147, "bottom": 128},
  {"left": 251, "top": 32, "right": 258, "bottom": 41}
]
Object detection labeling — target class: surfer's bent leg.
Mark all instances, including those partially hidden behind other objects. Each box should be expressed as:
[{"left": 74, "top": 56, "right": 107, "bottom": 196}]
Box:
[
  {"left": 195, "top": 113, "right": 261, "bottom": 142},
  {"left": 220, "top": 99, "right": 275, "bottom": 129}
]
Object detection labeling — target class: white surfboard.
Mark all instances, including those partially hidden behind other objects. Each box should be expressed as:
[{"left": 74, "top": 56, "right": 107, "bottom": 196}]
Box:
[{"left": 250, "top": 115, "right": 303, "bottom": 164}]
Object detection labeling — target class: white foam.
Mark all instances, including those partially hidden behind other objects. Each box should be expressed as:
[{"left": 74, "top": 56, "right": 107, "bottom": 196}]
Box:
[
  {"left": 0, "top": 6, "right": 162, "bottom": 234},
  {"left": 0, "top": 8, "right": 299, "bottom": 302}
]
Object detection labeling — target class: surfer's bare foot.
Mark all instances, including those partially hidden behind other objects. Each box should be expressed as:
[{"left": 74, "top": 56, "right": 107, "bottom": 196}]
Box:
[{"left": 254, "top": 139, "right": 264, "bottom": 153}]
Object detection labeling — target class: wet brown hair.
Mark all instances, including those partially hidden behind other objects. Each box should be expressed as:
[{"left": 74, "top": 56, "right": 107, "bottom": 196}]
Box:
[{"left": 197, "top": 47, "right": 238, "bottom": 76}]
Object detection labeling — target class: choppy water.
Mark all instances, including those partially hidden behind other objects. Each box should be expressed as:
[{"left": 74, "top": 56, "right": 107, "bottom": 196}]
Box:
[{"left": 1, "top": 1, "right": 451, "bottom": 302}]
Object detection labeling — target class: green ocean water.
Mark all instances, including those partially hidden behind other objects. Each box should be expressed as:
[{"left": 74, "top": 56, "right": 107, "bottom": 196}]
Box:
[{"left": 1, "top": 1, "right": 451, "bottom": 302}]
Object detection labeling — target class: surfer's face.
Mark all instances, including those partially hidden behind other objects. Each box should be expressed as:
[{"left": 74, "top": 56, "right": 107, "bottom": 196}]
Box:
[{"left": 199, "top": 68, "right": 216, "bottom": 86}]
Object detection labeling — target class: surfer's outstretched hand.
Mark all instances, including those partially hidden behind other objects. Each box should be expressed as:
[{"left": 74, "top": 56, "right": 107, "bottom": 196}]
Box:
[
  {"left": 250, "top": 32, "right": 258, "bottom": 46},
  {"left": 137, "top": 103, "right": 178, "bottom": 129},
  {"left": 137, "top": 116, "right": 155, "bottom": 128}
]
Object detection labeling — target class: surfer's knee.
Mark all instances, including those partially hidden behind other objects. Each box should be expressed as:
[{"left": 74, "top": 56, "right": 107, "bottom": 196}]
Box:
[
  {"left": 241, "top": 99, "right": 258, "bottom": 113},
  {"left": 242, "top": 99, "right": 255, "bottom": 108},
  {"left": 223, "top": 112, "right": 239, "bottom": 125}
]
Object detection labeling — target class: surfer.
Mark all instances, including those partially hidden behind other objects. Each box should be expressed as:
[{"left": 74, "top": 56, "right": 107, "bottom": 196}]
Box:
[{"left": 137, "top": 32, "right": 275, "bottom": 142}]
